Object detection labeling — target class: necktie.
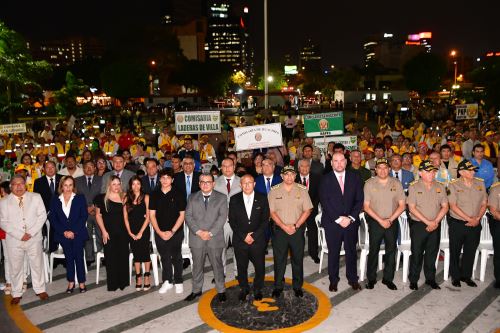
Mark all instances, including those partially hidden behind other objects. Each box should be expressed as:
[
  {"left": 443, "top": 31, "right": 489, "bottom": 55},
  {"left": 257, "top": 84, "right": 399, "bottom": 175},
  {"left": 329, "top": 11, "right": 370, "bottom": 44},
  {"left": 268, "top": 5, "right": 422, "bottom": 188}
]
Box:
[
  {"left": 18, "top": 196, "right": 24, "bottom": 208},
  {"left": 226, "top": 178, "right": 231, "bottom": 194},
  {"left": 186, "top": 175, "right": 191, "bottom": 199},
  {"left": 395, "top": 171, "right": 399, "bottom": 179},
  {"left": 266, "top": 178, "right": 271, "bottom": 194},
  {"left": 302, "top": 177, "right": 307, "bottom": 186},
  {"left": 204, "top": 195, "right": 210, "bottom": 209},
  {"left": 150, "top": 178, "right": 155, "bottom": 190},
  {"left": 50, "top": 178, "right": 55, "bottom": 194},
  {"left": 339, "top": 175, "right": 344, "bottom": 194},
  {"left": 115, "top": 172, "right": 120, "bottom": 178},
  {"left": 87, "top": 177, "right": 92, "bottom": 189}
]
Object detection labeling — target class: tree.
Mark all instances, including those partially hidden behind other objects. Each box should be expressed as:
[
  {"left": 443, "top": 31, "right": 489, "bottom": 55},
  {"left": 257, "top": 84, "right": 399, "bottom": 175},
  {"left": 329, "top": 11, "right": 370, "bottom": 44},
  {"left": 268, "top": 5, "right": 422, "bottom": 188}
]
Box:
[
  {"left": 403, "top": 53, "right": 447, "bottom": 96},
  {"left": 0, "top": 21, "right": 51, "bottom": 122},
  {"left": 100, "top": 60, "right": 149, "bottom": 104},
  {"left": 470, "top": 56, "right": 500, "bottom": 109},
  {"left": 53, "top": 71, "right": 89, "bottom": 117}
]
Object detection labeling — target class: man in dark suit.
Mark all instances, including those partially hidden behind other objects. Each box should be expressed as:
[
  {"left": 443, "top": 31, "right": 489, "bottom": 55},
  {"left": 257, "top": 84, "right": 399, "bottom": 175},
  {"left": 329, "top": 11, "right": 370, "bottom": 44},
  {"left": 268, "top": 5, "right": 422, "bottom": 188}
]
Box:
[
  {"left": 173, "top": 155, "right": 200, "bottom": 200},
  {"left": 255, "top": 158, "right": 282, "bottom": 195},
  {"left": 295, "top": 144, "right": 324, "bottom": 176},
  {"left": 319, "top": 152, "right": 364, "bottom": 292},
  {"left": 33, "top": 160, "right": 62, "bottom": 253},
  {"left": 228, "top": 174, "right": 270, "bottom": 301},
  {"left": 295, "top": 159, "right": 321, "bottom": 263},
  {"left": 141, "top": 158, "right": 160, "bottom": 194},
  {"left": 100, "top": 155, "right": 135, "bottom": 193},
  {"left": 389, "top": 154, "right": 414, "bottom": 192},
  {"left": 75, "top": 160, "right": 103, "bottom": 263}
]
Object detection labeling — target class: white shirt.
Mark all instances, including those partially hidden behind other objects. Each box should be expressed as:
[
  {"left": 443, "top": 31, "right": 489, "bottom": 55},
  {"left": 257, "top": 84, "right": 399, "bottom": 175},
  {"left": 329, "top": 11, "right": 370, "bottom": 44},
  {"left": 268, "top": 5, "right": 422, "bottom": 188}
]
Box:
[
  {"left": 46, "top": 175, "right": 56, "bottom": 186},
  {"left": 59, "top": 166, "right": 84, "bottom": 178},
  {"left": 392, "top": 169, "right": 402, "bottom": 180},
  {"left": 59, "top": 193, "right": 76, "bottom": 218},
  {"left": 334, "top": 170, "right": 346, "bottom": 185},
  {"left": 243, "top": 191, "right": 255, "bottom": 219},
  {"left": 299, "top": 174, "right": 310, "bottom": 188},
  {"left": 263, "top": 174, "right": 274, "bottom": 187},
  {"left": 224, "top": 174, "right": 235, "bottom": 189}
]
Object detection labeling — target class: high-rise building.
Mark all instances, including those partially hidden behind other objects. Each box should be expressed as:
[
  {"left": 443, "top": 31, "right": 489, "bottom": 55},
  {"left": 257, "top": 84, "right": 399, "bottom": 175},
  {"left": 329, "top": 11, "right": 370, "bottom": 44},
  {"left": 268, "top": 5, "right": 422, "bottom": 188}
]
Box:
[
  {"left": 299, "top": 38, "right": 322, "bottom": 72},
  {"left": 161, "top": 0, "right": 205, "bottom": 25},
  {"left": 205, "top": 2, "right": 254, "bottom": 79},
  {"left": 406, "top": 32, "right": 432, "bottom": 53},
  {"left": 28, "top": 37, "right": 105, "bottom": 67}
]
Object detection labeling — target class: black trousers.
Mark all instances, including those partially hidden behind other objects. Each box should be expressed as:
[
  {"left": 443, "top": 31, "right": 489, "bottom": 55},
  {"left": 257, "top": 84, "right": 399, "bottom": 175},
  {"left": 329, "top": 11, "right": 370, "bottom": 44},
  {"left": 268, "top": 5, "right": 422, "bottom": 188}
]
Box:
[
  {"left": 272, "top": 226, "right": 304, "bottom": 290},
  {"left": 155, "top": 231, "right": 184, "bottom": 284},
  {"left": 234, "top": 243, "right": 266, "bottom": 292},
  {"left": 409, "top": 219, "right": 440, "bottom": 284},
  {"left": 306, "top": 213, "right": 319, "bottom": 259},
  {"left": 489, "top": 216, "right": 500, "bottom": 282},
  {"left": 366, "top": 215, "right": 398, "bottom": 282},
  {"left": 448, "top": 216, "right": 481, "bottom": 281}
]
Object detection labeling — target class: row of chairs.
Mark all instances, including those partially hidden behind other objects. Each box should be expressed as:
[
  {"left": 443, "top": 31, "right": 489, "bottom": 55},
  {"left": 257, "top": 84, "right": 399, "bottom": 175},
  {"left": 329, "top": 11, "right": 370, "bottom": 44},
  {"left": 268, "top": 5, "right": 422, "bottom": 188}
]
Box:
[{"left": 315, "top": 212, "right": 494, "bottom": 283}]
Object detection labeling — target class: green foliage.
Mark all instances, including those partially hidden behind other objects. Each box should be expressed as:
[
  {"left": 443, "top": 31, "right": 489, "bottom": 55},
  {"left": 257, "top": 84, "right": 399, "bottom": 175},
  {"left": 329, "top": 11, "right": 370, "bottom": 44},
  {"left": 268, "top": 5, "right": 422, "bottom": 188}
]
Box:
[
  {"left": 470, "top": 57, "right": 500, "bottom": 109},
  {"left": 171, "top": 59, "right": 231, "bottom": 97},
  {"left": 0, "top": 21, "right": 52, "bottom": 121},
  {"left": 403, "top": 53, "right": 447, "bottom": 96},
  {"left": 100, "top": 60, "right": 149, "bottom": 104},
  {"left": 53, "top": 71, "right": 89, "bottom": 116}
]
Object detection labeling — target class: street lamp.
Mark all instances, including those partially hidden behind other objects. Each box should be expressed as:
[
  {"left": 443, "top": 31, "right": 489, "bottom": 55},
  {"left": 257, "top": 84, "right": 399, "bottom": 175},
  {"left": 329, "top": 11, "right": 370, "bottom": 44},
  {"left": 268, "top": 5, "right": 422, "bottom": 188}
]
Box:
[{"left": 450, "top": 50, "right": 458, "bottom": 85}]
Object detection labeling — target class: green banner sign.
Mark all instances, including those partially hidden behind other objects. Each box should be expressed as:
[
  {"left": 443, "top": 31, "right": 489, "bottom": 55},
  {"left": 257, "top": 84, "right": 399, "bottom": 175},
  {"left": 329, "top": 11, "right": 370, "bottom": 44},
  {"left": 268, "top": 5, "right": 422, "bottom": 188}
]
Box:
[{"left": 304, "top": 112, "right": 344, "bottom": 137}]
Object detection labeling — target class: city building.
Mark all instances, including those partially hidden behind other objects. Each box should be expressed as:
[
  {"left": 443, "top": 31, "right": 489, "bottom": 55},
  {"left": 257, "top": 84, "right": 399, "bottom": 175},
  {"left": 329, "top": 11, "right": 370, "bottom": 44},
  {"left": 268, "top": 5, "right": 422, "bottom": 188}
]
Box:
[
  {"left": 171, "top": 18, "right": 207, "bottom": 62},
  {"left": 406, "top": 32, "right": 432, "bottom": 53},
  {"left": 161, "top": 0, "right": 205, "bottom": 25},
  {"left": 299, "top": 38, "right": 322, "bottom": 72},
  {"left": 28, "top": 37, "right": 105, "bottom": 67}
]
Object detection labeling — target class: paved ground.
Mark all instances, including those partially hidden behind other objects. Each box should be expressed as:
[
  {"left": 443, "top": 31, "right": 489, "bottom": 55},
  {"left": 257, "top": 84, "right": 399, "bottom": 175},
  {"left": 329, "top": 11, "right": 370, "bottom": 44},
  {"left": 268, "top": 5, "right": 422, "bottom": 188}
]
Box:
[{"left": 1, "top": 245, "right": 499, "bottom": 333}]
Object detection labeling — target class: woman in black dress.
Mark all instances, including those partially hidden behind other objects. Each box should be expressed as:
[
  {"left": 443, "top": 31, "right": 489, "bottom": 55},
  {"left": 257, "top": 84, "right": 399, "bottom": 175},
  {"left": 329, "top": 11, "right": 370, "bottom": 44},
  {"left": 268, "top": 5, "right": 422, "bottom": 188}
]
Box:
[
  {"left": 95, "top": 175, "right": 129, "bottom": 291},
  {"left": 124, "top": 176, "right": 151, "bottom": 291}
]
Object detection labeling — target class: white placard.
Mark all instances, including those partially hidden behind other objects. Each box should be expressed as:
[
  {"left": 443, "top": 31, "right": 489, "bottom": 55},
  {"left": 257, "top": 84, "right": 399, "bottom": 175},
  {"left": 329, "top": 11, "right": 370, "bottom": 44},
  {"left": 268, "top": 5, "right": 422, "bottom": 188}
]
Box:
[
  {"left": 234, "top": 123, "right": 283, "bottom": 151},
  {"left": 313, "top": 135, "right": 358, "bottom": 152},
  {"left": 175, "top": 111, "right": 221, "bottom": 134},
  {"left": 0, "top": 123, "right": 27, "bottom": 134}
]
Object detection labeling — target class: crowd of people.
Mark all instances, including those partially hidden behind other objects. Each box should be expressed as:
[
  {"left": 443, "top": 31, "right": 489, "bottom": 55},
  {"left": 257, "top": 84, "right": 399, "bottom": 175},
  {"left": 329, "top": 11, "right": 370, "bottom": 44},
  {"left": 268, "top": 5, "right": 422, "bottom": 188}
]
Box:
[{"left": 0, "top": 110, "right": 499, "bottom": 307}]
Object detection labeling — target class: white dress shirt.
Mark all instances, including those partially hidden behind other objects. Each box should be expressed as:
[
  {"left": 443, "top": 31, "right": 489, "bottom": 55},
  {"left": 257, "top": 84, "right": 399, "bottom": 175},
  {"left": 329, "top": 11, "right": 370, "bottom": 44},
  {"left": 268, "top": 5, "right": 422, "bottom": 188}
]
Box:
[
  {"left": 59, "top": 193, "right": 76, "bottom": 218},
  {"left": 243, "top": 191, "right": 255, "bottom": 219}
]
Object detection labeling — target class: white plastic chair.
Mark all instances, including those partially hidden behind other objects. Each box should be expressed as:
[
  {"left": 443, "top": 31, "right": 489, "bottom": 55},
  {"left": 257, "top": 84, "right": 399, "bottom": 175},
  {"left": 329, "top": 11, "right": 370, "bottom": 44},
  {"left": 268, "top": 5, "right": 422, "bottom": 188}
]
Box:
[
  {"left": 128, "top": 225, "right": 160, "bottom": 287},
  {"left": 181, "top": 223, "right": 193, "bottom": 272},
  {"left": 95, "top": 251, "right": 105, "bottom": 284},
  {"left": 49, "top": 245, "right": 88, "bottom": 283},
  {"left": 315, "top": 213, "right": 330, "bottom": 273},
  {"left": 359, "top": 212, "right": 386, "bottom": 281},
  {"left": 479, "top": 213, "right": 493, "bottom": 282},
  {"left": 396, "top": 212, "right": 412, "bottom": 283}
]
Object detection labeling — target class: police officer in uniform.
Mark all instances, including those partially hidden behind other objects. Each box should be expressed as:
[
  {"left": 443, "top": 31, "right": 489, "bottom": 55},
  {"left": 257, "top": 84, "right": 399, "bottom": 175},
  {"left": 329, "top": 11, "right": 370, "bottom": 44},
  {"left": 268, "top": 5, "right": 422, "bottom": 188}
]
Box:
[
  {"left": 448, "top": 160, "right": 488, "bottom": 287},
  {"left": 487, "top": 182, "right": 500, "bottom": 289},
  {"left": 407, "top": 160, "right": 449, "bottom": 290},
  {"left": 363, "top": 158, "right": 406, "bottom": 290},
  {"left": 268, "top": 165, "right": 313, "bottom": 298}
]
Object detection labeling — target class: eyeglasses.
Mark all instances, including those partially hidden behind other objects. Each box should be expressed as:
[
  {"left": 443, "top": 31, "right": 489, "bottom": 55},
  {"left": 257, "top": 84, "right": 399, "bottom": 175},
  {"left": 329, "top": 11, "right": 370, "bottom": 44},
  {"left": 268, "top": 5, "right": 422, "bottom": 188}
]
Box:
[
  {"left": 183, "top": 162, "right": 194, "bottom": 165},
  {"left": 199, "top": 181, "right": 213, "bottom": 185}
]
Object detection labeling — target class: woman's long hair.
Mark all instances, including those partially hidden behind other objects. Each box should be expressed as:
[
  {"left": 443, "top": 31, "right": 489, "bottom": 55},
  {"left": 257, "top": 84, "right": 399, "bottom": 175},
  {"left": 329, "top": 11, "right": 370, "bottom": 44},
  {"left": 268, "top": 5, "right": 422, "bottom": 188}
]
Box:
[
  {"left": 104, "top": 175, "right": 122, "bottom": 212},
  {"left": 125, "top": 175, "right": 144, "bottom": 212}
]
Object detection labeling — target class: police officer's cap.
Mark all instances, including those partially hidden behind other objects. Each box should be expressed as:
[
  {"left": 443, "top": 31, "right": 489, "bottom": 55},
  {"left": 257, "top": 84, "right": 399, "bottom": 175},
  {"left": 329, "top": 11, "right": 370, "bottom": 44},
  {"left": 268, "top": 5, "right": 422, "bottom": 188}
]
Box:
[
  {"left": 281, "top": 165, "right": 296, "bottom": 175},
  {"left": 457, "top": 160, "right": 479, "bottom": 172},
  {"left": 418, "top": 160, "right": 438, "bottom": 172}
]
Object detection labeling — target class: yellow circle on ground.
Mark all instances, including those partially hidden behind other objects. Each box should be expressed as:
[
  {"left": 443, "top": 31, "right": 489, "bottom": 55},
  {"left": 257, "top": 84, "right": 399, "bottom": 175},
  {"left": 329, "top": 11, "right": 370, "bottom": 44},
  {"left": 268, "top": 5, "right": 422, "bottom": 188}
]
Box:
[{"left": 198, "top": 276, "right": 331, "bottom": 333}]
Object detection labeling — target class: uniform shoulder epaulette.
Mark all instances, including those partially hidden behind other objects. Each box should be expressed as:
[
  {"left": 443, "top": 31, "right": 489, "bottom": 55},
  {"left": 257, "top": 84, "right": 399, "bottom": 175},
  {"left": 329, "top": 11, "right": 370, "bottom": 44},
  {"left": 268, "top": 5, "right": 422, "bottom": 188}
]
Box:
[
  {"left": 409, "top": 180, "right": 418, "bottom": 186},
  {"left": 474, "top": 177, "right": 484, "bottom": 182},
  {"left": 491, "top": 182, "right": 500, "bottom": 188},
  {"left": 296, "top": 183, "right": 307, "bottom": 190},
  {"left": 271, "top": 184, "right": 281, "bottom": 190},
  {"left": 449, "top": 179, "right": 459, "bottom": 184},
  {"left": 436, "top": 180, "right": 445, "bottom": 185}
]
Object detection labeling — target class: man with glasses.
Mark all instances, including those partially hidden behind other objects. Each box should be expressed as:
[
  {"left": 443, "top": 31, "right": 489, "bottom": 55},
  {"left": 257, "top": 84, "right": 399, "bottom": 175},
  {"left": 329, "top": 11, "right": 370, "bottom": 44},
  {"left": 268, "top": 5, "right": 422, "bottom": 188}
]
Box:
[
  {"left": 184, "top": 174, "right": 228, "bottom": 302},
  {"left": 173, "top": 155, "right": 200, "bottom": 200}
]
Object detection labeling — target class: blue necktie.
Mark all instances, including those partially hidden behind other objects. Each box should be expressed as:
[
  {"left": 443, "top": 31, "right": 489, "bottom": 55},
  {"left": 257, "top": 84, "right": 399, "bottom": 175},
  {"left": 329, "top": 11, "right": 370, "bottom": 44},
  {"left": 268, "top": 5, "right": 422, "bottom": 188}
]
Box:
[
  {"left": 49, "top": 178, "right": 55, "bottom": 194},
  {"left": 266, "top": 178, "right": 271, "bottom": 194},
  {"left": 150, "top": 178, "right": 155, "bottom": 190},
  {"left": 186, "top": 175, "right": 191, "bottom": 199}
]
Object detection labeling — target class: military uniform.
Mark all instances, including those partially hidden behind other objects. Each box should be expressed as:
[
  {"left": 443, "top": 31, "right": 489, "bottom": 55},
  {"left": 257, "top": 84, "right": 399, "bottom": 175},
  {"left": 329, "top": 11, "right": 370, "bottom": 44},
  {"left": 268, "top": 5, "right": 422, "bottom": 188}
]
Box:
[
  {"left": 488, "top": 182, "right": 500, "bottom": 286},
  {"left": 364, "top": 174, "right": 405, "bottom": 283},
  {"left": 268, "top": 179, "right": 313, "bottom": 291},
  {"left": 448, "top": 177, "right": 487, "bottom": 283},
  {"left": 407, "top": 174, "right": 448, "bottom": 285}
]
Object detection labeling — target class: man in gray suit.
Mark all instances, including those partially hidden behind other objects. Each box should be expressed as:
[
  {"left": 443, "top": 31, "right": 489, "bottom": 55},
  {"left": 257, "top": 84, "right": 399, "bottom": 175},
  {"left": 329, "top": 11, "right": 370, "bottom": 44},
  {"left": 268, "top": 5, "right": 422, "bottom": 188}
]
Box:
[
  {"left": 75, "top": 160, "right": 103, "bottom": 263},
  {"left": 185, "top": 173, "right": 228, "bottom": 302},
  {"left": 214, "top": 158, "right": 241, "bottom": 275},
  {"left": 100, "top": 155, "right": 135, "bottom": 193}
]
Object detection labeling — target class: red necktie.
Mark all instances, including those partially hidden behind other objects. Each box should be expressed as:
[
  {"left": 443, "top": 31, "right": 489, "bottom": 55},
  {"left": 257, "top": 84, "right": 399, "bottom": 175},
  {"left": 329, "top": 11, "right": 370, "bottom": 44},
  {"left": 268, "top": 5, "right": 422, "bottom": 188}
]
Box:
[{"left": 226, "top": 178, "right": 231, "bottom": 194}]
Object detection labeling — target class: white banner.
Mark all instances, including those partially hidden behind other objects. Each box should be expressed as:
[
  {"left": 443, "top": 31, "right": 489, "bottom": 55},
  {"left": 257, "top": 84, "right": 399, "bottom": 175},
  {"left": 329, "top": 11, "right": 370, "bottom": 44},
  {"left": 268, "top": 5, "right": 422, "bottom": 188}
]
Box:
[
  {"left": 455, "top": 104, "right": 478, "bottom": 120},
  {"left": 175, "top": 111, "right": 221, "bottom": 134},
  {"left": 313, "top": 135, "right": 358, "bottom": 152},
  {"left": 234, "top": 123, "right": 283, "bottom": 151},
  {"left": 0, "top": 123, "right": 27, "bottom": 134}
]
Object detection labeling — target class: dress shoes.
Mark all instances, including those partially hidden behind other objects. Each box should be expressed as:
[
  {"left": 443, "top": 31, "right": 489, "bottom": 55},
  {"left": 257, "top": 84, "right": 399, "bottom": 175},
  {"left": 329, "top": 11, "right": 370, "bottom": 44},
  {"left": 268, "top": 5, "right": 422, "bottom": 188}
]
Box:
[
  {"left": 382, "top": 280, "right": 398, "bottom": 290},
  {"left": 184, "top": 292, "right": 202, "bottom": 302},
  {"left": 310, "top": 256, "right": 320, "bottom": 264},
  {"left": 452, "top": 279, "right": 461, "bottom": 287},
  {"left": 271, "top": 289, "right": 282, "bottom": 298},
  {"left": 460, "top": 278, "right": 477, "bottom": 287},
  {"left": 217, "top": 292, "right": 227, "bottom": 302},
  {"left": 10, "top": 297, "right": 22, "bottom": 305},
  {"left": 238, "top": 290, "right": 249, "bottom": 301},
  {"left": 329, "top": 282, "right": 338, "bottom": 292},
  {"left": 409, "top": 282, "right": 418, "bottom": 290},
  {"left": 348, "top": 281, "right": 362, "bottom": 291},
  {"left": 365, "top": 280, "right": 376, "bottom": 289},
  {"left": 294, "top": 288, "right": 304, "bottom": 297},
  {"left": 254, "top": 291, "right": 263, "bottom": 301},
  {"left": 37, "top": 292, "right": 49, "bottom": 300},
  {"left": 425, "top": 280, "right": 441, "bottom": 290}
]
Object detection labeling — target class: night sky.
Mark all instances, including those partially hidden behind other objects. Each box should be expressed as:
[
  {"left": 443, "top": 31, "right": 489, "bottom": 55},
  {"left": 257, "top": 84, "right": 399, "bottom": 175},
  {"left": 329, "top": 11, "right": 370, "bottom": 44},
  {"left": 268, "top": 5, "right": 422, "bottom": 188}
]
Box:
[{"left": 1, "top": 0, "right": 498, "bottom": 68}]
